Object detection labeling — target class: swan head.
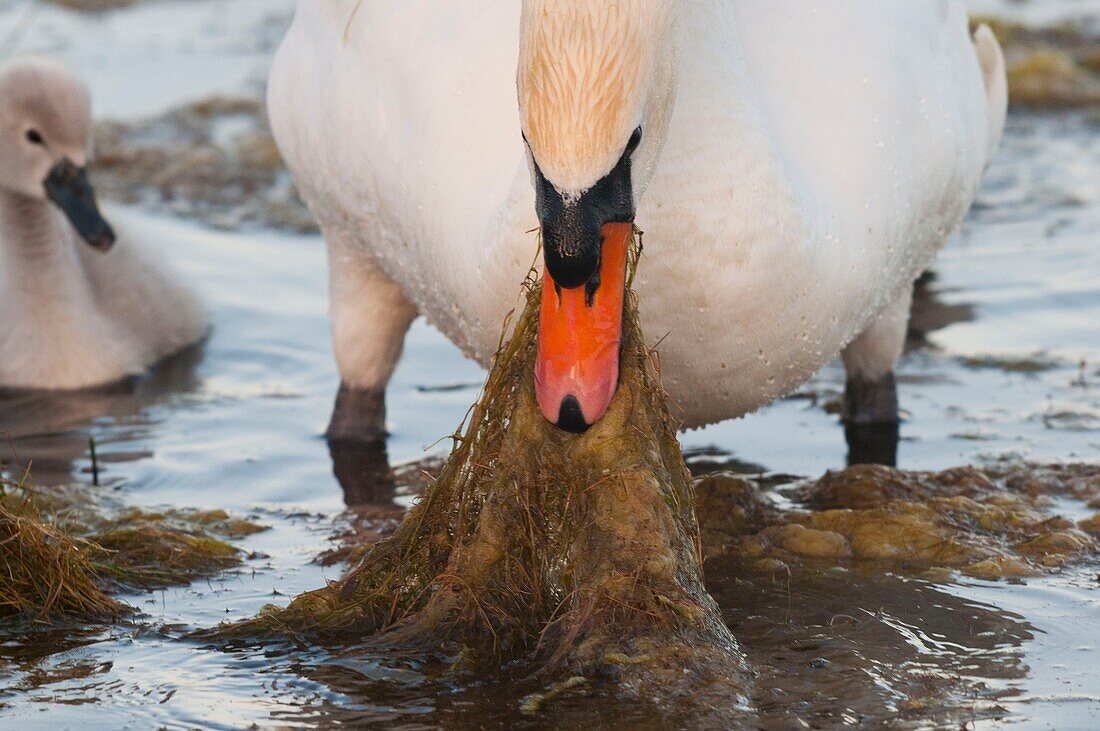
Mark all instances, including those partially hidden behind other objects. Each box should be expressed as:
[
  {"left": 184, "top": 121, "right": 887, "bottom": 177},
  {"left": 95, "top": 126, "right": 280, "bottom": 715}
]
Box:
[
  {"left": 0, "top": 58, "right": 115, "bottom": 251},
  {"left": 518, "top": 0, "right": 677, "bottom": 431}
]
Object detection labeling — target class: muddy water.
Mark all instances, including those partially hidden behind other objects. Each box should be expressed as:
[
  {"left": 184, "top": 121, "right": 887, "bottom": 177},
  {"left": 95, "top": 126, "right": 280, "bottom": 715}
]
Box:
[{"left": 1, "top": 1, "right": 1099, "bottom": 728}]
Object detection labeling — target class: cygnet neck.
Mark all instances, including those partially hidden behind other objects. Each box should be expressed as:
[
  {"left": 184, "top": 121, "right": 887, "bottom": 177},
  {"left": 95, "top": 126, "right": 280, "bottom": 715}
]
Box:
[{"left": 0, "top": 187, "right": 92, "bottom": 310}]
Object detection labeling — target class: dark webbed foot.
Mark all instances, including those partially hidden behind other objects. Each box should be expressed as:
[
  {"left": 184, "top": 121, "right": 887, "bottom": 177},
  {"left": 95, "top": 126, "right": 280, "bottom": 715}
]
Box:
[
  {"left": 326, "top": 384, "right": 387, "bottom": 444},
  {"left": 843, "top": 373, "right": 900, "bottom": 467}
]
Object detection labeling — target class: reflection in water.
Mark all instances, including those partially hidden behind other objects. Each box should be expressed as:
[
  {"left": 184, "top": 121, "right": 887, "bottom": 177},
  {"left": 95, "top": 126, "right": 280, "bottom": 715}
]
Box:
[
  {"left": 0, "top": 344, "right": 205, "bottom": 486},
  {"left": 906, "top": 270, "right": 977, "bottom": 353},
  {"left": 327, "top": 438, "right": 399, "bottom": 508},
  {"left": 845, "top": 421, "right": 901, "bottom": 467}
]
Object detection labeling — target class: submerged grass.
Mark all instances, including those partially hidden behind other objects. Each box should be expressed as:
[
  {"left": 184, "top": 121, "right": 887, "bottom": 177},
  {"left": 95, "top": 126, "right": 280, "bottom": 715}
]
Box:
[{"left": 0, "top": 471, "right": 266, "bottom": 622}]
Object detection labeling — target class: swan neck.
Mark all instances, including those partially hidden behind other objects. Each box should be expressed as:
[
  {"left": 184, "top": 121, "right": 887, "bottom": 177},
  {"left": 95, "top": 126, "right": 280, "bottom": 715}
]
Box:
[{"left": 0, "top": 189, "right": 88, "bottom": 303}]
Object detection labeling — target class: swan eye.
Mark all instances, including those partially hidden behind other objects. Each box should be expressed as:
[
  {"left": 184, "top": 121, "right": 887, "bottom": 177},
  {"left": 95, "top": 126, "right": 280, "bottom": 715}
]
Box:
[
  {"left": 26, "top": 129, "right": 45, "bottom": 146},
  {"left": 626, "top": 127, "right": 642, "bottom": 155}
]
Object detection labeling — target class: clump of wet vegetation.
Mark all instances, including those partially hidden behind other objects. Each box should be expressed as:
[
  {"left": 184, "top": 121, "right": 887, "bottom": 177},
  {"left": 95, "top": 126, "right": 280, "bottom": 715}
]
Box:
[
  {"left": 974, "top": 16, "right": 1100, "bottom": 107},
  {"left": 0, "top": 476, "right": 126, "bottom": 620},
  {"left": 697, "top": 462, "right": 1100, "bottom": 582},
  {"left": 94, "top": 96, "right": 317, "bottom": 233},
  {"left": 213, "top": 257, "right": 753, "bottom": 718},
  {"left": 0, "top": 472, "right": 267, "bottom": 621},
  {"left": 959, "top": 352, "right": 1063, "bottom": 373}
]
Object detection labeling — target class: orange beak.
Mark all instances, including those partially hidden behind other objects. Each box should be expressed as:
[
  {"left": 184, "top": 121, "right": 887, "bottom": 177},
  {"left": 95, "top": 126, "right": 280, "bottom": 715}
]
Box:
[{"left": 535, "top": 222, "right": 631, "bottom": 432}]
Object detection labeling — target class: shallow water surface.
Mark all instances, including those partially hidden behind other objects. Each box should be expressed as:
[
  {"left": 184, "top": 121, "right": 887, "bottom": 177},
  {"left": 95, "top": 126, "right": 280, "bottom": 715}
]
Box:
[{"left": 1, "top": 1, "right": 1099, "bottom": 729}]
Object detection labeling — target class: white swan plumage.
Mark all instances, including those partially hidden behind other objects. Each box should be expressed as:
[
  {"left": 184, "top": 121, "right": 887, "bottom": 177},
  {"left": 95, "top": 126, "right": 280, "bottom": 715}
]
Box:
[{"left": 268, "top": 1, "right": 1006, "bottom": 439}]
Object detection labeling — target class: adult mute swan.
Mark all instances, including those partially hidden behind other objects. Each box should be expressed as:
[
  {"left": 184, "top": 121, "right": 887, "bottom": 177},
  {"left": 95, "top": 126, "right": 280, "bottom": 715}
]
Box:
[
  {"left": 269, "top": 1, "right": 1006, "bottom": 460},
  {"left": 0, "top": 59, "right": 209, "bottom": 391}
]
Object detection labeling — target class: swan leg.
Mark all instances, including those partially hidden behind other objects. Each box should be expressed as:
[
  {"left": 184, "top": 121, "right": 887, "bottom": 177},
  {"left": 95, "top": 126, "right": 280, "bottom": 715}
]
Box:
[
  {"left": 840, "top": 284, "right": 914, "bottom": 466},
  {"left": 323, "top": 227, "right": 418, "bottom": 444}
]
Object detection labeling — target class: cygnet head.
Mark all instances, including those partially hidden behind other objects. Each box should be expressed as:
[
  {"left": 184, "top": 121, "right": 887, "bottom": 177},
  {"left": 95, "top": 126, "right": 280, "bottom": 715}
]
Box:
[{"left": 0, "top": 58, "right": 115, "bottom": 250}]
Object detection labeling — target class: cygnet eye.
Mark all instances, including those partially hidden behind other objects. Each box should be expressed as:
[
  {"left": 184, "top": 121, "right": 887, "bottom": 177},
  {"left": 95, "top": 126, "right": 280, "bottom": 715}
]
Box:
[{"left": 26, "top": 129, "right": 45, "bottom": 146}]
